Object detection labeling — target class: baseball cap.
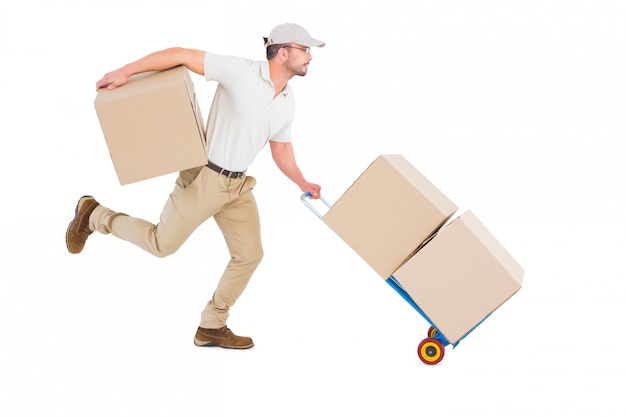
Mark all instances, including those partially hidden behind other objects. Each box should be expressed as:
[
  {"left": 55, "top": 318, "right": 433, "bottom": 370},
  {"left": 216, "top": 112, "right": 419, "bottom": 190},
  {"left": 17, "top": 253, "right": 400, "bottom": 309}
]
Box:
[{"left": 264, "top": 23, "right": 325, "bottom": 48}]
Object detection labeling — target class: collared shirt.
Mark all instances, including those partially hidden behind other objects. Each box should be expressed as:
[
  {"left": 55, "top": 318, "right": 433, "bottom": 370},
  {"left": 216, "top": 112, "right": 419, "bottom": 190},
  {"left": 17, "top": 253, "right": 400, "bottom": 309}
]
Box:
[{"left": 203, "top": 52, "right": 295, "bottom": 172}]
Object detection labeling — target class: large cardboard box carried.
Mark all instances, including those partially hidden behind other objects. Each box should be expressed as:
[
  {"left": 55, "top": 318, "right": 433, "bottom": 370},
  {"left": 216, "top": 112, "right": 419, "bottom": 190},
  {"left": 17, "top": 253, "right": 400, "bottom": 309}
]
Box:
[
  {"left": 392, "top": 210, "right": 524, "bottom": 345},
  {"left": 322, "top": 155, "right": 458, "bottom": 279},
  {"left": 94, "top": 65, "right": 207, "bottom": 185}
]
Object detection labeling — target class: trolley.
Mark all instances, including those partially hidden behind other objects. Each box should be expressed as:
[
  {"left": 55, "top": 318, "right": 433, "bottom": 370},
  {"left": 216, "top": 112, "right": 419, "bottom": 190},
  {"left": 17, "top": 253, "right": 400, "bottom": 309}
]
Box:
[{"left": 301, "top": 192, "right": 488, "bottom": 365}]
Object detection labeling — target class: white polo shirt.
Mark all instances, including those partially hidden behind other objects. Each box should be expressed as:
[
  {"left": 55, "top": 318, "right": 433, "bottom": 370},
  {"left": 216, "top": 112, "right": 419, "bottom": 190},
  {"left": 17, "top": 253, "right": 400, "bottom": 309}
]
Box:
[{"left": 203, "top": 52, "right": 295, "bottom": 172}]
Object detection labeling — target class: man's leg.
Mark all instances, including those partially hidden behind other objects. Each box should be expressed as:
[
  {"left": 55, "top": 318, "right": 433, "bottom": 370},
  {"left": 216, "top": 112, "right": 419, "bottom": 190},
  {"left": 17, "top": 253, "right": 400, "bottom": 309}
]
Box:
[
  {"left": 86, "top": 166, "right": 225, "bottom": 257},
  {"left": 195, "top": 175, "right": 263, "bottom": 348}
]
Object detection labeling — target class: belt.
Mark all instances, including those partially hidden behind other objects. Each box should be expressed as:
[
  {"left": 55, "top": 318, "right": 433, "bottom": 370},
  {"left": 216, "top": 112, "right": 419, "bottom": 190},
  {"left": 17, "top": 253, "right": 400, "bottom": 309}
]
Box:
[{"left": 206, "top": 160, "right": 246, "bottom": 179}]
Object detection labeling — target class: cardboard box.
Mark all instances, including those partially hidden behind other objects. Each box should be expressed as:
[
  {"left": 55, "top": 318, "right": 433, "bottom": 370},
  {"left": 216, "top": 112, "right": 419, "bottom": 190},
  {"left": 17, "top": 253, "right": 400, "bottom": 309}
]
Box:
[
  {"left": 94, "top": 65, "right": 207, "bottom": 185},
  {"left": 322, "top": 155, "right": 458, "bottom": 279},
  {"left": 392, "top": 210, "right": 524, "bottom": 345}
]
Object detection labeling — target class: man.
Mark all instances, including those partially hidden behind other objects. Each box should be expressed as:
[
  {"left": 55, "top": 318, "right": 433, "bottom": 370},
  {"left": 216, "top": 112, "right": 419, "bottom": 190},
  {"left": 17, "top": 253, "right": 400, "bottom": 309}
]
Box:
[{"left": 65, "top": 23, "right": 324, "bottom": 349}]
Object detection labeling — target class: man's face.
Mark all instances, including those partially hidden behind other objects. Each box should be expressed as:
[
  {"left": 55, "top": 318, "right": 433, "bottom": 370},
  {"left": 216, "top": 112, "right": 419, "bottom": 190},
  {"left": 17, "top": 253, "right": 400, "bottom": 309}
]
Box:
[{"left": 284, "top": 44, "right": 312, "bottom": 77}]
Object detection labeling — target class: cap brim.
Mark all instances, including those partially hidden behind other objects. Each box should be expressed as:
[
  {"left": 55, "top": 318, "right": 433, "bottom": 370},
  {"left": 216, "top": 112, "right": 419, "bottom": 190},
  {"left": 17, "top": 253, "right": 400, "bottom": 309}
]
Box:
[{"left": 297, "top": 37, "right": 325, "bottom": 48}]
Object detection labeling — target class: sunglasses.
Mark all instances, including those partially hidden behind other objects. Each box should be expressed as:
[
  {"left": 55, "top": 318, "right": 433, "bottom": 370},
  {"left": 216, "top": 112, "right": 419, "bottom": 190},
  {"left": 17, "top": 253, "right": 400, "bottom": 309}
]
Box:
[{"left": 283, "top": 45, "right": 311, "bottom": 55}]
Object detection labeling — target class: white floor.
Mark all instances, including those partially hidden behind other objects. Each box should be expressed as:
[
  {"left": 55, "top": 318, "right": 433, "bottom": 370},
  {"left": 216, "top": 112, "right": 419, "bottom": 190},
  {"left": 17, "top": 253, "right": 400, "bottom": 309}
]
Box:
[{"left": 3, "top": 2, "right": 625, "bottom": 416}]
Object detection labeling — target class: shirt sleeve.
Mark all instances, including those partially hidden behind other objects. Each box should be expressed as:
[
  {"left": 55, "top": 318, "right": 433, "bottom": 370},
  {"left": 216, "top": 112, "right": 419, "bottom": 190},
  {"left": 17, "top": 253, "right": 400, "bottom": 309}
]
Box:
[
  {"left": 204, "top": 52, "right": 254, "bottom": 85},
  {"left": 270, "top": 120, "right": 293, "bottom": 142}
]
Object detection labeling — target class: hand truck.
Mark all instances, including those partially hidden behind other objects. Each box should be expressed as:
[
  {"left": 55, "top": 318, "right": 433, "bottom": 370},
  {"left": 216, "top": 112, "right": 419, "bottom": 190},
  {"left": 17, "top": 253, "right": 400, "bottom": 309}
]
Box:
[{"left": 301, "top": 192, "right": 488, "bottom": 365}]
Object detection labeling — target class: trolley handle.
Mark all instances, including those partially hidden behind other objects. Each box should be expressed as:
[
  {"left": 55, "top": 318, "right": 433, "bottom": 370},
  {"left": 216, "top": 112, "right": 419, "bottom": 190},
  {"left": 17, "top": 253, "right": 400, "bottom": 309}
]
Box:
[{"left": 300, "top": 192, "right": 331, "bottom": 220}]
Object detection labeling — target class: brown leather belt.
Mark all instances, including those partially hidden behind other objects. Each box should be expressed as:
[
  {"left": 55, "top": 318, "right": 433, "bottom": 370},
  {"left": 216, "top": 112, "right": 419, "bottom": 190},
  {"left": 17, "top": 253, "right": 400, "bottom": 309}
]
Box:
[{"left": 206, "top": 161, "right": 246, "bottom": 179}]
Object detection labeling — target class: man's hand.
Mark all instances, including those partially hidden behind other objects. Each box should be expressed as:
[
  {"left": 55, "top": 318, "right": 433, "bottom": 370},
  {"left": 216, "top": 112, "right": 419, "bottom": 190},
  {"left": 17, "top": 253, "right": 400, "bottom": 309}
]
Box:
[
  {"left": 300, "top": 182, "right": 321, "bottom": 199},
  {"left": 96, "top": 67, "right": 130, "bottom": 91}
]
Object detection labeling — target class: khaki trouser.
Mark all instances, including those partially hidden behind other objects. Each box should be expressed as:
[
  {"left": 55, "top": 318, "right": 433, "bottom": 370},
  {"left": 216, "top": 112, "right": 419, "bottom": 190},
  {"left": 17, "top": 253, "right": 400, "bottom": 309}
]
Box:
[{"left": 89, "top": 166, "right": 263, "bottom": 328}]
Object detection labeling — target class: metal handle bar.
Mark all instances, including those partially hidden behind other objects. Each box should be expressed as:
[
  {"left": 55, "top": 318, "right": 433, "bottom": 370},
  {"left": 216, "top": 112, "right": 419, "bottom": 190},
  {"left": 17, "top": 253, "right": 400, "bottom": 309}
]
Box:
[{"left": 300, "top": 192, "right": 331, "bottom": 220}]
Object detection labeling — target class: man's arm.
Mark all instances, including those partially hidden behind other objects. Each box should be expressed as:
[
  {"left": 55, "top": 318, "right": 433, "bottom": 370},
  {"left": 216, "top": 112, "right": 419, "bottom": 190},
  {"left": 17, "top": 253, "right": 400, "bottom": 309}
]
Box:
[
  {"left": 95, "top": 47, "right": 205, "bottom": 91},
  {"left": 269, "top": 140, "right": 321, "bottom": 199}
]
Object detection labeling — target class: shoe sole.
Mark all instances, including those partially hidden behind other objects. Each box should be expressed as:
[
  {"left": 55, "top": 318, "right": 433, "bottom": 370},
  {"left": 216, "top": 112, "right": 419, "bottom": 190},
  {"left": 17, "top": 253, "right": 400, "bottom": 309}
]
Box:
[
  {"left": 65, "top": 195, "right": 95, "bottom": 253},
  {"left": 194, "top": 337, "right": 254, "bottom": 349}
]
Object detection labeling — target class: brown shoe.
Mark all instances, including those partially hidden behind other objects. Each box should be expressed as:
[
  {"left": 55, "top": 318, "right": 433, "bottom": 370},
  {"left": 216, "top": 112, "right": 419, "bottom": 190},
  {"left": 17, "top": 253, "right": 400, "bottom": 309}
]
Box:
[
  {"left": 66, "top": 196, "right": 99, "bottom": 254},
  {"left": 194, "top": 326, "right": 254, "bottom": 349}
]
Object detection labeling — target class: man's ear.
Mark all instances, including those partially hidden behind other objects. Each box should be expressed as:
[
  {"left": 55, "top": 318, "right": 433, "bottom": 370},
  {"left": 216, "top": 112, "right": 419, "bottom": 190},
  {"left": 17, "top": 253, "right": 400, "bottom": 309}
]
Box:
[{"left": 279, "top": 47, "right": 289, "bottom": 60}]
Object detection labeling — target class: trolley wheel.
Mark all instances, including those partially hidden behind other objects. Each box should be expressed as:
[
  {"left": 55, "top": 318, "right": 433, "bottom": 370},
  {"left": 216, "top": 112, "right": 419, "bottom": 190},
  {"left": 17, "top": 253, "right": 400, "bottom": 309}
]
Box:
[
  {"left": 427, "top": 326, "right": 438, "bottom": 338},
  {"left": 418, "top": 337, "right": 445, "bottom": 365}
]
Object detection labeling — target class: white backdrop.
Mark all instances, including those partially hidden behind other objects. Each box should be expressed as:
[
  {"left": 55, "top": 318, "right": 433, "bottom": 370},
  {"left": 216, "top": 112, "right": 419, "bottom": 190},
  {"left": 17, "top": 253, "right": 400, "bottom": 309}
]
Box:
[{"left": 2, "top": 1, "right": 625, "bottom": 416}]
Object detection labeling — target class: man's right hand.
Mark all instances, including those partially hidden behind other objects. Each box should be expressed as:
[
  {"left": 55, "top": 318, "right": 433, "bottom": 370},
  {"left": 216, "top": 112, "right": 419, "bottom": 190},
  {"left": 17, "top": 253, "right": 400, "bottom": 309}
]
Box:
[{"left": 96, "top": 67, "right": 130, "bottom": 91}]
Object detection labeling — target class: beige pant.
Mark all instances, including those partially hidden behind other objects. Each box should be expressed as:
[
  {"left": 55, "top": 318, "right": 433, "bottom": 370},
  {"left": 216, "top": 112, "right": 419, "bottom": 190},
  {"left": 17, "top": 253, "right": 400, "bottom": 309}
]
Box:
[{"left": 89, "top": 166, "right": 263, "bottom": 328}]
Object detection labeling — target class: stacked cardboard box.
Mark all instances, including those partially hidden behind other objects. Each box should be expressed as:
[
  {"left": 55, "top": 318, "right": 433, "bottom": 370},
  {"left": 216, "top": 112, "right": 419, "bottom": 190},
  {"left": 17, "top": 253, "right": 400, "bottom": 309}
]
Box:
[
  {"left": 392, "top": 210, "right": 524, "bottom": 344},
  {"left": 322, "top": 155, "right": 523, "bottom": 345},
  {"left": 94, "top": 65, "right": 207, "bottom": 185},
  {"left": 323, "top": 155, "right": 458, "bottom": 279}
]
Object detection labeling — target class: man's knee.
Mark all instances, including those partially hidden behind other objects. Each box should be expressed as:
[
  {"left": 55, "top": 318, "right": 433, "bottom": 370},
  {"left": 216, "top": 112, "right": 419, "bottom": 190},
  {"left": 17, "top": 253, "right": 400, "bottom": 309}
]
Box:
[
  {"left": 246, "top": 245, "right": 264, "bottom": 266},
  {"left": 152, "top": 240, "right": 182, "bottom": 258},
  {"left": 239, "top": 244, "right": 264, "bottom": 267}
]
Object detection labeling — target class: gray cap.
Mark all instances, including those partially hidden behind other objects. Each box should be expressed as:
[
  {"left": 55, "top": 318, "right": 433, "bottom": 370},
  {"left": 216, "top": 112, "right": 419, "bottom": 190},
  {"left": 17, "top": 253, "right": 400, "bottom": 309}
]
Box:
[{"left": 264, "top": 23, "right": 325, "bottom": 48}]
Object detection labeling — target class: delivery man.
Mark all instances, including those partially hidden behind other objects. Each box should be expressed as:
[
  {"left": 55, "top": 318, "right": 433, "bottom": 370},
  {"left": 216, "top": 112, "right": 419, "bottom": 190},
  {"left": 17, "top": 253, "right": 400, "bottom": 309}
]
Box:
[{"left": 65, "top": 23, "right": 324, "bottom": 349}]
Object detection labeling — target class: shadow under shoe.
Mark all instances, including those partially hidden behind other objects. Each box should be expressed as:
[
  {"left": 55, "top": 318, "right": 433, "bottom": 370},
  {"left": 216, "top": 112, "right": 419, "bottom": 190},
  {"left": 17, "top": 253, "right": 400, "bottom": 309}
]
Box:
[
  {"left": 66, "top": 195, "right": 100, "bottom": 254},
  {"left": 194, "top": 326, "right": 254, "bottom": 349}
]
